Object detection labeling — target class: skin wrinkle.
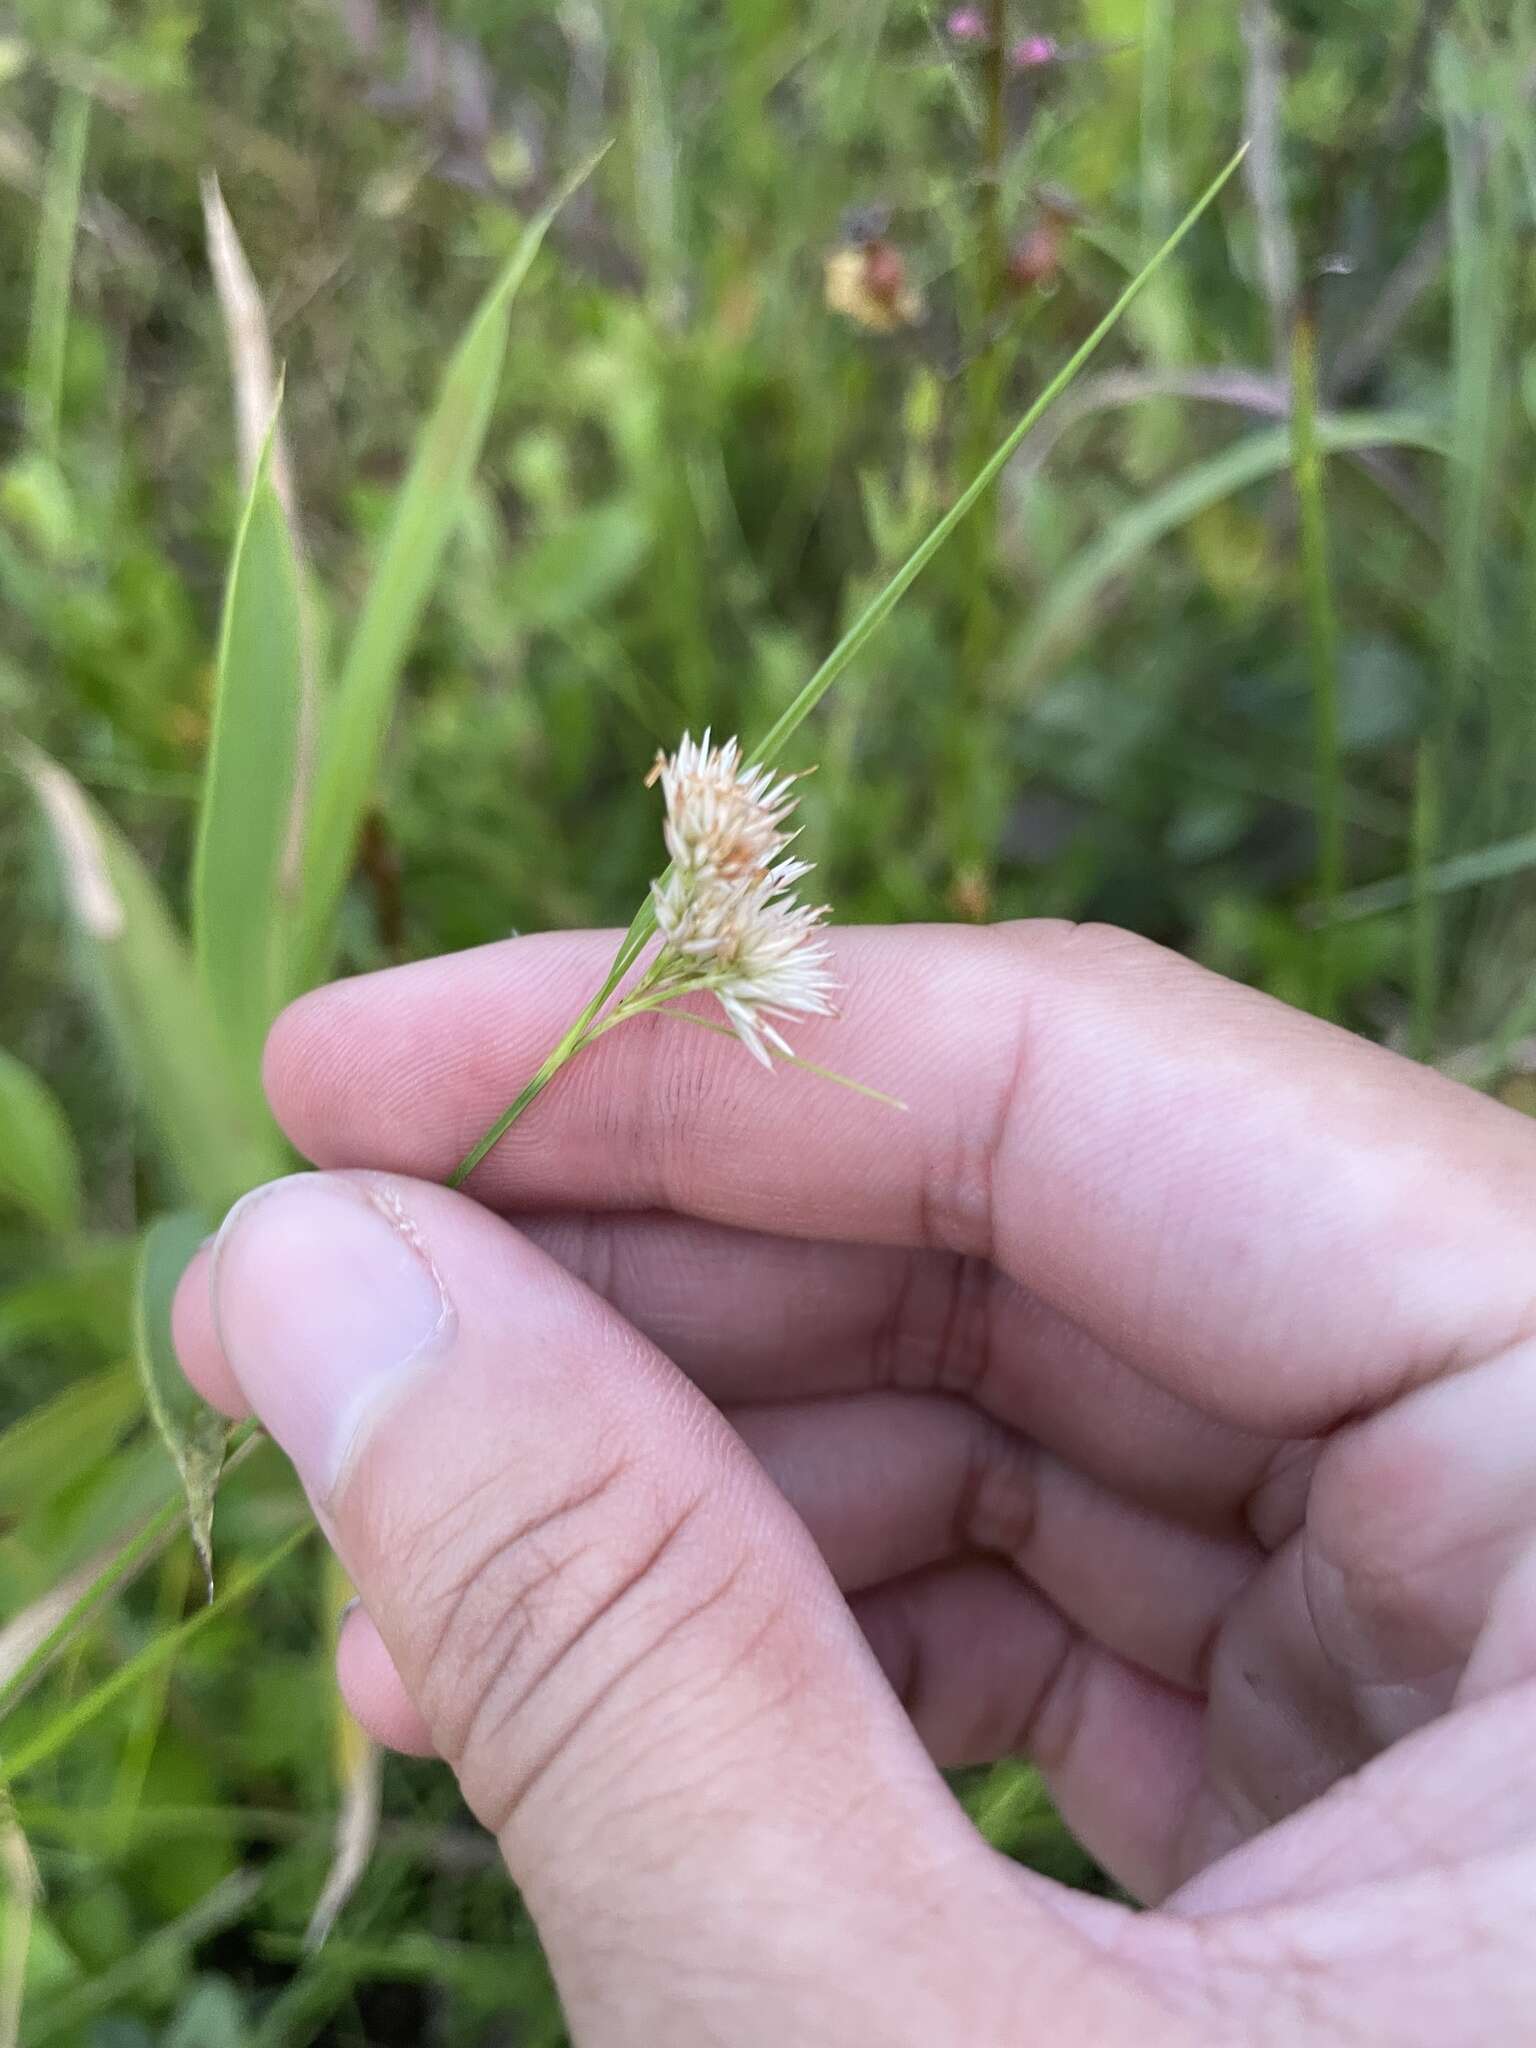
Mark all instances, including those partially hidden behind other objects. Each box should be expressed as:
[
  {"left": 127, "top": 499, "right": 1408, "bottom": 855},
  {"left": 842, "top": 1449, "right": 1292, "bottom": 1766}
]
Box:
[
  {"left": 495, "top": 1550, "right": 754, "bottom": 1843},
  {"left": 394, "top": 1455, "right": 634, "bottom": 1712}
]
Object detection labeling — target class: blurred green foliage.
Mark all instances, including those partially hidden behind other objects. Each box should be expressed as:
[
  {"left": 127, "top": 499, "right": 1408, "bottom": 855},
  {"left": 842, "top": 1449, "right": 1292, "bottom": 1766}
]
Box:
[{"left": 2, "top": 0, "right": 1535, "bottom": 2039}]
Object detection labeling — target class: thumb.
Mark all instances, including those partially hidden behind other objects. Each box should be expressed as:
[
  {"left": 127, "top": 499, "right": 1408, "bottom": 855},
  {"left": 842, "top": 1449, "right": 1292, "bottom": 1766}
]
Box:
[{"left": 206, "top": 1171, "right": 1077, "bottom": 2043}]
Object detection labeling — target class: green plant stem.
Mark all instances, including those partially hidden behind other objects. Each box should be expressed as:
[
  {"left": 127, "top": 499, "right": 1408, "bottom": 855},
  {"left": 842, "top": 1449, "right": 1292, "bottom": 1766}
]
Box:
[
  {"left": 446, "top": 980, "right": 617, "bottom": 1188},
  {"left": 0, "top": 1426, "right": 264, "bottom": 1723},
  {"left": 0, "top": 1502, "right": 180, "bottom": 1721},
  {"left": 1290, "top": 305, "right": 1344, "bottom": 1019},
  {"left": 0, "top": 1521, "right": 307, "bottom": 1784},
  {"left": 950, "top": 0, "right": 1012, "bottom": 893},
  {"left": 447, "top": 146, "right": 1250, "bottom": 1187},
  {"left": 26, "top": 87, "right": 89, "bottom": 458},
  {"left": 978, "top": 0, "right": 1008, "bottom": 316},
  {"left": 1411, "top": 739, "right": 1440, "bottom": 1060}
]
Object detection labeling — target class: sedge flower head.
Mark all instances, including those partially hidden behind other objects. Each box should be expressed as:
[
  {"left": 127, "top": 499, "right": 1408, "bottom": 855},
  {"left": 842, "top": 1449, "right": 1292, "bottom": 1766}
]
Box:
[{"left": 646, "top": 731, "right": 838, "bottom": 1065}]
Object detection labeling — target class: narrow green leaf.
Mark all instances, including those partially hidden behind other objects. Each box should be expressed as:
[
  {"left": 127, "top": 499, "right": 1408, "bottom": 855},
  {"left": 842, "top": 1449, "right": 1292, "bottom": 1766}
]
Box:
[
  {"left": 0, "top": 1525, "right": 309, "bottom": 1783},
  {"left": 0, "top": 1050, "right": 81, "bottom": 1236},
  {"left": 449, "top": 144, "right": 1255, "bottom": 1186},
  {"left": 297, "top": 151, "right": 607, "bottom": 981},
  {"left": 134, "top": 1213, "right": 227, "bottom": 1593},
  {"left": 1291, "top": 308, "right": 1345, "bottom": 1016},
  {"left": 24, "top": 87, "right": 89, "bottom": 457},
  {"left": 1317, "top": 826, "right": 1536, "bottom": 927},
  {"left": 0, "top": 1793, "right": 37, "bottom": 2048},
  {"left": 23, "top": 746, "right": 285, "bottom": 1217},
  {"left": 24, "top": 1870, "right": 264, "bottom": 2045},
  {"left": 0, "top": 1431, "right": 262, "bottom": 1722},
  {"left": 192, "top": 424, "right": 305, "bottom": 1088},
  {"left": 750, "top": 143, "right": 1254, "bottom": 771},
  {"left": 0, "top": 1369, "right": 138, "bottom": 1526},
  {"left": 1017, "top": 414, "right": 1447, "bottom": 689}
]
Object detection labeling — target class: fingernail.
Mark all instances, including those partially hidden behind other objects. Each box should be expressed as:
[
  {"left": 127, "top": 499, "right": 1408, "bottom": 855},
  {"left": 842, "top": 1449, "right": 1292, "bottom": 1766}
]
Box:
[{"left": 211, "top": 1174, "right": 455, "bottom": 1502}]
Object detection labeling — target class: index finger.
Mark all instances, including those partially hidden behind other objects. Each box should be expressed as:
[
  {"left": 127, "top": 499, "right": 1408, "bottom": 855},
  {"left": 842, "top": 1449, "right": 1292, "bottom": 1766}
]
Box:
[{"left": 265, "top": 922, "right": 1536, "bottom": 1433}]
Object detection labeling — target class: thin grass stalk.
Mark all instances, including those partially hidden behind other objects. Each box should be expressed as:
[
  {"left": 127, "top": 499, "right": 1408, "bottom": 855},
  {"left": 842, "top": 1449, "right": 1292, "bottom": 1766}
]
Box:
[
  {"left": 1290, "top": 305, "right": 1344, "bottom": 1018},
  {"left": 0, "top": 1520, "right": 306, "bottom": 1785},
  {"left": 1411, "top": 741, "right": 1441, "bottom": 1059},
  {"left": 1139, "top": 0, "right": 1175, "bottom": 250},
  {"left": 0, "top": 1503, "right": 180, "bottom": 1720},
  {"left": 106, "top": 1542, "right": 192, "bottom": 1857},
  {"left": 0, "top": 1797, "right": 36, "bottom": 2048},
  {"left": 25, "top": 87, "right": 89, "bottom": 458},
  {"left": 0, "top": 1429, "right": 263, "bottom": 1723},
  {"left": 950, "top": 0, "right": 1014, "bottom": 898},
  {"left": 448, "top": 148, "right": 1250, "bottom": 1186}
]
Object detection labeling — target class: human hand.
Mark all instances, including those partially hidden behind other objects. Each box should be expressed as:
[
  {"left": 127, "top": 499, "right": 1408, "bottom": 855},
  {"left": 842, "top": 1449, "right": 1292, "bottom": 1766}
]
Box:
[{"left": 174, "top": 923, "right": 1536, "bottom": 2044}]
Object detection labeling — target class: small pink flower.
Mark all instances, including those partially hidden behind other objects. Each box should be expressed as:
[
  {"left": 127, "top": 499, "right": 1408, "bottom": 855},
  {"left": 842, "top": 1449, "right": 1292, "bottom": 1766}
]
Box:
[
  {"left": 946, "top": 7, "right": 988, "bottom": 41},
  {"left": 1012, "top": 33, "right": 1059, "bottom": 67}
]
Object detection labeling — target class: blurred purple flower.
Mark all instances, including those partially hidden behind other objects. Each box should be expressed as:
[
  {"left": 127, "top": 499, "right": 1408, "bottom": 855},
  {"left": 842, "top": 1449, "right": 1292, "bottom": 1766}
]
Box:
[
  {"left": 946, "top": 7, "right": 988, "bottom": 42},
  {"left": 1012, "top": 34, "right": 1059, "bottom": 68}
]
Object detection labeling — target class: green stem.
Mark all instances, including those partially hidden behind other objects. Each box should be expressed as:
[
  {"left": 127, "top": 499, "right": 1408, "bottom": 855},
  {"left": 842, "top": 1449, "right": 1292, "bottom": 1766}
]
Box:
[
  {"left": 446, "top": 1001, "right": 603, "bottom": 1189},
  {"left": 1411, "top": 739, "right": 1440, "bottom": 1060},
  {"left": 1290, "top": 305, "right": 1344, "bottom": 1019},
  {"left": 0, "top": 1525, "right": 310, "bottom": 1786},
  {"left": 26, "top": 87, "right": 89, "bottom": 459},
  {"left": 446, "top": 148, "right": 1252, "bottom": 1184}
]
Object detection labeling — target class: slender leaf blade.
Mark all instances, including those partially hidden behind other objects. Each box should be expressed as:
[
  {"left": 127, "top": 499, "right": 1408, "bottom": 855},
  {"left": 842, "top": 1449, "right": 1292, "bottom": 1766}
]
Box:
[
  {"left": 0, "top": 1050, "right": 81, "bottom": 1236},
  {"left": 23, "top": 746, "right": 285, "bottom": 1217},
  {"left": 1017, "top": 414, "right": 1447, "bottom": 688},
  {"left": 298, "top": 154, "right": 606, "bottom": 979},
  {"left": 750, "top": 142, "right": 1254, "bottom": 770},
  {"left": 599, "top": 144, "right": 1258, "bottom": 991},
  {"left": 192, "top": 432, "right": 305, "bottom": 1087},
  {"left": 24, "top": 87, "right": 88, "bottom": 456},
  {"left": 0, "top": 1524, "right": 309, "bottom": 1782},
  {"left": 134, "top": 1212, "right": 227, "bottom": 1593},
  {"left": 0, "top": 1368, "right": 138, "bottom": 1525}
]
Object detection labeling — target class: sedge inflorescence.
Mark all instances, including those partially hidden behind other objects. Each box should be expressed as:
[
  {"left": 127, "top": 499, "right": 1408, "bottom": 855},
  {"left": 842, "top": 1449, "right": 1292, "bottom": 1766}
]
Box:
[{"left": 643, "top": 731, "right": 838, "bottom": 1065}]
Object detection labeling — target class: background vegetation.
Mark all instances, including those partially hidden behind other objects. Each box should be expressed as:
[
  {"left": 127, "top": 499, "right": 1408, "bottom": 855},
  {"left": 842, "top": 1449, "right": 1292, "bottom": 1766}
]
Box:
[{"left": 1, "top": 0, "right": 1533, "bottom": 2040}]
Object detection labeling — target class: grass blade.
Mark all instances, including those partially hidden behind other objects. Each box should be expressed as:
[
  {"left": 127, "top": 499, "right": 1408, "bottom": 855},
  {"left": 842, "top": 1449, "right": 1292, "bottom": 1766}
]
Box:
[
  {"left": 1017, "top": 414, "right": 1446, "bottom": 689},
  {"left": 192, "top": 423, "right": 306, "bottom": 1088},
  {"left": 0, "top": 1796, "right": 37, "bottom": 2048},
  {"left": 0, "top": 1368, "right": 138, "bottom": 1526},
  {"left": 22, "top": 746, "right": 286, "bottom": 1217},
  {"left": 297, "top": 151, "right": 607, "bottom": 981},
  {"left": 751, "top": 143, "right": 1253, "bottom": 770},
  {"left": 1315, "top": 826, "right": 1536, "bottom": 926},
  {"left": 0, "top": 1433, "right": 262, "bottom": 1721},
  {"left": 133, "top": 1213, "right": 229, "bottom": 1594},
  {"left": 450, "top": 146, "right": 1255, "bottom": 1184},
  {"left": 24, "top": 87, "right": 89, "bottom": 457},
  {"left": 0, "top": 1523, "right": 309, "bottom": 1784},
  {"left": 306, "top": 1554, "right": 381, "bottom": 1951},
  {"left": 202, "top": 174, "right": 298, "bottom": 514},
  {"left": 24, "top": 1870, "right": 264, "bottom": 2045},
  {"left": 0, "top": 1049, "right": 80, "bottom": 1237}
]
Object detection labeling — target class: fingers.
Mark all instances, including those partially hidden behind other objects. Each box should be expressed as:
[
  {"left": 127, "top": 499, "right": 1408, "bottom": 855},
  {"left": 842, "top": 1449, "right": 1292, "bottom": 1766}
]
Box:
[
  {"left": 178, "top": 1204, "right": 1287, "bottom": 1536},
  {"left": 265, "top": 923, "right": 1536, "bottom": 1434},
  {"left": 522, "top": 1213, "right": 1281, "bottom": 1534},
  {"left": 201, "top": 1169, "right": 1116, "bottom": 2043},
  {"left": 1304, "top": 1336, "right": 1536, "bottom": 1687},
  {"left": 855, "top": 1562, "right": 1207, "bottom": 1903},
  {"left": 337, "top": 1601, "right": 435, "bottom": 1757},
  {"left": 334, "top": 1544, "right": 1214, "bottom": 1904},
  {"left": 736, "top": 1392, "right": 1258, "bottom": 1690}
]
